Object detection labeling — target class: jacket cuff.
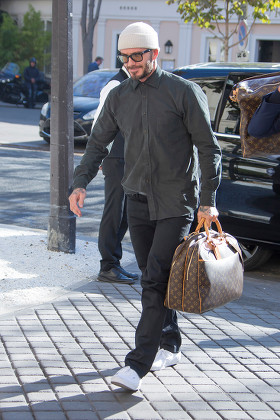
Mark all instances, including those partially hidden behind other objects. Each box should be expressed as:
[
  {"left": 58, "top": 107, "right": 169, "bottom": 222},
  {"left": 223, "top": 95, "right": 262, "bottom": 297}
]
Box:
[
  {"left": 267, "top": 88, "right": 280, "bottom": 104},
  {"left": 200, "top": 191, "right": 216, "bottom": 208},
  {"left": 72, "top": 180, "right": 88, "bottom": 191}
]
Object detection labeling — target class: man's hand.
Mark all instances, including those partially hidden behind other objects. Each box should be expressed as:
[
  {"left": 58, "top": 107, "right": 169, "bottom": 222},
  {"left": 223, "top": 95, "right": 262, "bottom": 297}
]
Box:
[
  {"left": 69, "top": 188, "right": 86, "bottom": 217},
  {"left": 197, "top": 205, "right": 219, "bottom": 228}
]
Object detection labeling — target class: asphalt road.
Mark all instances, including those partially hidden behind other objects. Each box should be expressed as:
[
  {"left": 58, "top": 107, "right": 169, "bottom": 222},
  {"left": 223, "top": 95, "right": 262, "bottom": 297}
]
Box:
[
  {"left": 0, "top": 101, "right": 279, "bottom": 280},
  {"left": 0, "top": 101, "right": 131, "bottom": 247}
]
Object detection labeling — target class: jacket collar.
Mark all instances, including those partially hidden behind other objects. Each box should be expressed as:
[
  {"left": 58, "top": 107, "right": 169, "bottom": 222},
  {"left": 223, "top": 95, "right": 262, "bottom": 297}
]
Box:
[{"left": 131, "top": 66, "right": 162, "bottom": 90}]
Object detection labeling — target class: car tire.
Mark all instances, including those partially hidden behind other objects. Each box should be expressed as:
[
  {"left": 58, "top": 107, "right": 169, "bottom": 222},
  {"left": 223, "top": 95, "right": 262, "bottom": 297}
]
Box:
[{"left": 238, "top": 242, "right": 273, "bottom": 271}]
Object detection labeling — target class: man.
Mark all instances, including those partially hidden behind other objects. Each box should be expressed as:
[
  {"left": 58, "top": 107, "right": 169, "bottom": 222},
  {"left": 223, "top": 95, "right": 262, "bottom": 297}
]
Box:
[
  {"left": 69, "top": 22, "right": 221, "bottom": 391},
  {"left": 24, "top": 57, "right": 40, "bottom": 108},
  {"left": 88, "top": 56, "right": 103, "bottom": 73},
  {"left": 93, "top": 66, "right": 138, "bottom": 284},
  {"left": 248, "top": 85, "right": 280, "bottom": 137}
]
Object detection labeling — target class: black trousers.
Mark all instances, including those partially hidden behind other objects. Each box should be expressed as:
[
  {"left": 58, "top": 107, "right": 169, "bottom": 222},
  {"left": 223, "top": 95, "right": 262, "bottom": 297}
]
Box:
[
  {"left": 125, "top": 194, "right": 193, "bottom": 378},
  {"left": 98, "top": 158, "right": 128, "bottom": 272}
]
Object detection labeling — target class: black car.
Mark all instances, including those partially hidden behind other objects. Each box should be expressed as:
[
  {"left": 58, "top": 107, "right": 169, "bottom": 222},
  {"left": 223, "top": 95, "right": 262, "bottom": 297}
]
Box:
[
  {"left": 172, "top": 62, "right": 280, "bottom": 270},
  {"left": 39, "top": 69, "right": 118, "bottom": 143}
]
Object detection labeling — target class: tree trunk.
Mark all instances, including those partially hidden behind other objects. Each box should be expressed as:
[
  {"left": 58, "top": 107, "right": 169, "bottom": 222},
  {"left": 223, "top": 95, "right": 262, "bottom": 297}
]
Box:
[
  {"left": 81, "top": 0, "right": 103, "bottom": 74},
  {"left": 224, "top": 0, "right": 229, "bottom": 62}
]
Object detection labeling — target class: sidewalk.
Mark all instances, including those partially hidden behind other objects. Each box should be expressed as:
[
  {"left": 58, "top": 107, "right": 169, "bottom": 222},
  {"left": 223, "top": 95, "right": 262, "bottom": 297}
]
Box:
[{"left": 0, "top": 224, "right": 280, "bottom": 420}]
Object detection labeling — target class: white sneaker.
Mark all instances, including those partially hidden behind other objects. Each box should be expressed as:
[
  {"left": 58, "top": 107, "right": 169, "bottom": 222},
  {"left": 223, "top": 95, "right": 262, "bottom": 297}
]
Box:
[
  {"left": 111, "top": 366, "right": 141, "bottom": 391},
  {"left": 151, "top": 349, "right": 182, "bottom": 371}
]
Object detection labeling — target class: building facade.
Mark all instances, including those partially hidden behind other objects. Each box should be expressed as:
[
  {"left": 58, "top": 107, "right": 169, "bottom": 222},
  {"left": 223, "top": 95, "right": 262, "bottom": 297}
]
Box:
[{"left": 1, "top": 0, "right": 280, "bottom": 79}]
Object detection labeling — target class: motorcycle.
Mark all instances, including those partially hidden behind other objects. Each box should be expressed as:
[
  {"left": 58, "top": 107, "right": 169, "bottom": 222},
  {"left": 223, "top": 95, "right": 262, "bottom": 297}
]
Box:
[
  {"left": 0, "top": 62, "right": 23, "bottom": 104},
  {"left": 0, "top": 62, "right": 50, "bottom": 106}
]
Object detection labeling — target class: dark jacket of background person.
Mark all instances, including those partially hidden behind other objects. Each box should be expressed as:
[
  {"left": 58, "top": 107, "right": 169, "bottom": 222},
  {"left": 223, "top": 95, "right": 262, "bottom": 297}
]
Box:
[
  {"left": 88, "top": 57, "right": 103, "bottom": 73},
  {"left": 72, "top": 66, "right": 221, "bottom": 221},
  {"left": 92, "top": 67, "right": 130, "bottom": 273},
  {"left": 24, "top": 64, "right": 40, "bottom": 84},
  {"left": 248, "top": 88, "right": 280, "bottom": 138}
]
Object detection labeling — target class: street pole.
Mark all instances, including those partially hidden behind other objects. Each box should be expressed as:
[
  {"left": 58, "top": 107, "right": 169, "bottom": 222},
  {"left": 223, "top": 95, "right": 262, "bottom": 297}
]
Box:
[{"left": 48, "top": 0, "right": 76, "bottom": 253}]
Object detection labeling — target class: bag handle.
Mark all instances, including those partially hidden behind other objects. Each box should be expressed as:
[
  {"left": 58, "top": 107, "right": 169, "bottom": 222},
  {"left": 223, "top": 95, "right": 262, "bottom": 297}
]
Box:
[
  {"left": 194, "top": 218, "right": 243, "bottom": 263},
  {"left": 194, "top": 218, "right": 223, "bottom": 259},
  {"left": 195, "top": 218, "right": 223, "bottom": 235}
]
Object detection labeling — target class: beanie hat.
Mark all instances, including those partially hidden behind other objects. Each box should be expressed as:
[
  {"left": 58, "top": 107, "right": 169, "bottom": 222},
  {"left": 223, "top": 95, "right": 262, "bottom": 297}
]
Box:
[{"left": 118, "top": 22, "right": 160, "bottom": 51}]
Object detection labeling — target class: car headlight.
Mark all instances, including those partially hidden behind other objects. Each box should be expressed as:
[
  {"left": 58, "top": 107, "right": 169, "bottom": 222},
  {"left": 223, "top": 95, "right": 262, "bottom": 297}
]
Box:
[
  {"left": 83, "top": 109, "right": 97, "bottom": 120},
  {"left": 41, "top": 102, "right": 50, "bottom": 117}
]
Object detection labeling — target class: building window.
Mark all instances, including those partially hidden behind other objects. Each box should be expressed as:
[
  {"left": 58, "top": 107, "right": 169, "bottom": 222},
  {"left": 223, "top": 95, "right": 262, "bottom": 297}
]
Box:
[
  {"left": 161, "top": 59, "right": 175, "bottom": 71},
  {"left": 207, "top": 38, "right": 224, "bottom": 62},
  {"left": 258, "top": 40, "right": 280, "bottom": 62}
]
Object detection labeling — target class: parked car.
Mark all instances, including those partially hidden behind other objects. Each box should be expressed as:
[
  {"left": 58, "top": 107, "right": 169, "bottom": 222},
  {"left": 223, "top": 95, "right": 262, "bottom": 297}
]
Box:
[
  {"left": 39, "top": 69, "right": 118, "bottom": 143},
  {"left": 172, "top": 62, "right": 280, "bottom": 270}
]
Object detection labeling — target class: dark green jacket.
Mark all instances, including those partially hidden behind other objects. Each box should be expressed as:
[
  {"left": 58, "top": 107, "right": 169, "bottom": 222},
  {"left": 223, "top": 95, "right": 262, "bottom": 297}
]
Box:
[{"left": 73, "top": 66, "right": 221, "bottom": 220}]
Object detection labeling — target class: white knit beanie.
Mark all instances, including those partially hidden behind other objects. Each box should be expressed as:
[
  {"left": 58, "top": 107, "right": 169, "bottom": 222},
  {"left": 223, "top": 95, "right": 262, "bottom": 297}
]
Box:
[{"left": 118, "top": 22, "right": 160, "bottom": 51}]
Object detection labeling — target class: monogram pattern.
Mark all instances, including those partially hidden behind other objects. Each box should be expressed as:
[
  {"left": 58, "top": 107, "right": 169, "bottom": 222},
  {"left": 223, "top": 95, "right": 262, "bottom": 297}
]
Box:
[
  {"left": 164, "top": 229, "right": 244, "bottom": 314},
  {"left": 237, "top": 72, "right": 280, "bottom": 158}
]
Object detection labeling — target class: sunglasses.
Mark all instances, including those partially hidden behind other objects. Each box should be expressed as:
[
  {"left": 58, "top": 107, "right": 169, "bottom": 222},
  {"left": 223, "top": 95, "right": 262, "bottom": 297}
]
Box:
[{"left": 117, "top": 49, "right": 152, "bottom": 64}]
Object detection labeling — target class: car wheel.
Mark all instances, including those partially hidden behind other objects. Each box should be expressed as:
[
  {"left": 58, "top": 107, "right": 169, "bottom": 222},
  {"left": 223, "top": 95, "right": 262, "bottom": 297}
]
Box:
[{"left": 238, "top": 242, "right": 273, "bottom": 271}]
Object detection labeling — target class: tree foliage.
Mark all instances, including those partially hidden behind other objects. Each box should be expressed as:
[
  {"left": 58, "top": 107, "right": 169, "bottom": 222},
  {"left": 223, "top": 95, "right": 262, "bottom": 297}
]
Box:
[
  {"left": 167, "top": 0, "right": 280, "bottom": 61},
  {"left": 81, "top": 0, "right": 103, "bottom": 74},
  {"left": 0, "top": 5, "right": 51, "bottom": 73},
  {"left": 0, "top": 14, "right": 20, "bottom": 65},
  {"left": 20, "top": 5, "right": 51, "bottom": 71}
]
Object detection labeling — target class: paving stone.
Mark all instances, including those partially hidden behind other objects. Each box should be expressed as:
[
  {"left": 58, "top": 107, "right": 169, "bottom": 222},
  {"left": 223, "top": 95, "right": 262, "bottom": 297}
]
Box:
[
  {"left": 188, "top": 411, "right": 223, "bottom": 420},
  {"left": 245, "top": 411, "right": 280, "bottom": 419},
  {"left": 151, "top": 401, "right": 183, "bottom": 411},
  {"left": 128, "top": 410, "right": 161, "bottom": 420},
  {"left": 229, "top": 393, "right": 261, "bottom": 402},
  {"left": 0, "top": 402, "right": 30, "bottom": 411},
  {"left": 2, "top": 413, "right": 34, "bottom": 420},
  {"left": 267, "top": 401, "right": 280, "bottom": 410},
  {"left": 33, "top": 412, "right": 68, "bottom": 420},
  {"left": 180, "top": 401, "right": 213, "bottom": 411},
  {"left": 30, "top": 401, "right": 62, "bottom": 411},
  {"left": 60, "top": 401, "right": 95, "bottom": 411},
  {"left": 97, "top": 412, "right": 130, "bottom": 420},
  {"left": 209, "top": 401, "right": 241, "bottom": 411},
  {"left": 25, "top": 391, "right": 57, "bottom": 403},
  {"left": 217, "top": 410, "right": 255, "bottom": 419}
]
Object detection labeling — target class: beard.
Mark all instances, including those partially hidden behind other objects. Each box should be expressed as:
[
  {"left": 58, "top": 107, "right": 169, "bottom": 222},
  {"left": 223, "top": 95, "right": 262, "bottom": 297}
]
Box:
[{"left": 127, "top": 56, "right": 154, "bottom": 81}]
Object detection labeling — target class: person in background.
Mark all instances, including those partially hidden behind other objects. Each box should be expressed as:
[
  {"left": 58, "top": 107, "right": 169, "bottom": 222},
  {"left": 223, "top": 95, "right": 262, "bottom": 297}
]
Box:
[
  {"left": 88, "top": 56, "right": 103, "bottom": 73},
  {"left": 24, "top": 57, "right": 40, "bottom": 108},
  {"left": 248, "top": 85, "right": 280, "bottom": 137},
  {"left": 69, "top": 22, "right": 221, "bottom": 392},
  {"left": 93, "top": 66, "right": 138, "bottom": 285}
]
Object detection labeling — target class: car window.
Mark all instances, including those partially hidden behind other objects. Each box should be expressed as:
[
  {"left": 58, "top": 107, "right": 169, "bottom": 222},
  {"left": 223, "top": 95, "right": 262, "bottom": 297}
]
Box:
[
  {"left": 73, "top": 72, "right": 116, "bottom": 98},
  {"left": 191, "top": 78, "right": 225, "bottom": 127},
  {"left": 218, "top": 96, "right": 240, "bottom": 135},
  {"left": 215, "top": 73, "right": 265, "bottom": 135}
]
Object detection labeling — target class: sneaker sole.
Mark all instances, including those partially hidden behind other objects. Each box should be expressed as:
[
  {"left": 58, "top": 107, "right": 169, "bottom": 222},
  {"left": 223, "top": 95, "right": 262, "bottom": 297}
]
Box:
[
  {"left": 97, "top": 276, "right": 135, "bottom": 285},
  {"left": 151, "top": 361, "right": 179, "bottom": 371},
  {"left": 111, "top": 377, "right": 140, "bottom": 391}
]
